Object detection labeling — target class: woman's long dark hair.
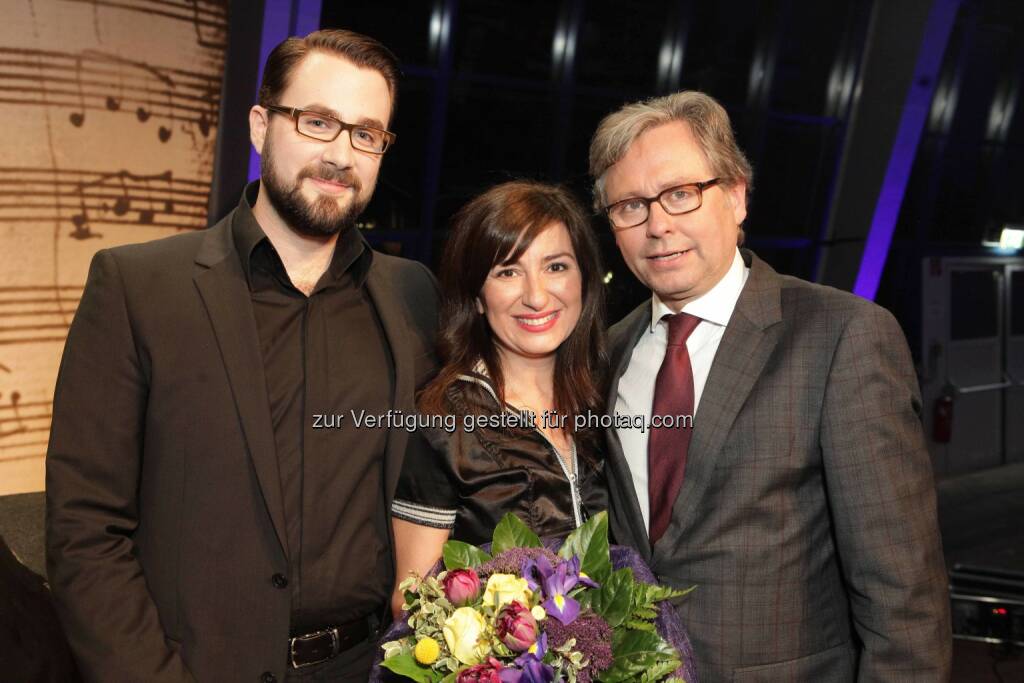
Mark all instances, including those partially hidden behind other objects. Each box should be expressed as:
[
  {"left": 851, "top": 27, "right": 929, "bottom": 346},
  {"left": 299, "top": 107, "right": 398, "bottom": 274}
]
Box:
[{"left": 419, "top": 180, "right": 608, "bottom": 438}]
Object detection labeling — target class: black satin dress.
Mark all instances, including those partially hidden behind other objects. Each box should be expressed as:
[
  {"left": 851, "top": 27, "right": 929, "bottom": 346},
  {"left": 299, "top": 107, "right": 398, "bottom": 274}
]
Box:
[{"left": 392, "top": 375, "right": 608, "bottom": 546}]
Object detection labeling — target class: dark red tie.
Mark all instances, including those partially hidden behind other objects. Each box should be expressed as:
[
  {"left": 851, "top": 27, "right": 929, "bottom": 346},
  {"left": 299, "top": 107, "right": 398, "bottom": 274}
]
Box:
[{"left": 648, "top": 312, "right": 701, "bottom": 545}]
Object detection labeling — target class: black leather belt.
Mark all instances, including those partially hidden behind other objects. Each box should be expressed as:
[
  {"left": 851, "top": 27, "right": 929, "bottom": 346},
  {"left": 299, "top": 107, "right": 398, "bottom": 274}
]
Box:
[{"left": 288, "top": 617, "right": 370, "bottom": 669}]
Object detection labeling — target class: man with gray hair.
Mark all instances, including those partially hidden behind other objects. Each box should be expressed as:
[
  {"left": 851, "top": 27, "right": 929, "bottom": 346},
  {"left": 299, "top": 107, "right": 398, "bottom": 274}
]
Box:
[{"left": 592, "top": 91, "right": 951, "bottom": 681}]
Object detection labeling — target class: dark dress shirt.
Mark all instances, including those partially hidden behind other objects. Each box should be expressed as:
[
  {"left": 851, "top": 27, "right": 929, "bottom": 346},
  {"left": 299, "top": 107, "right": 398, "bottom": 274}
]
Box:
[{"left": 233, "top": 186, "right": 393, "bottom": 634}]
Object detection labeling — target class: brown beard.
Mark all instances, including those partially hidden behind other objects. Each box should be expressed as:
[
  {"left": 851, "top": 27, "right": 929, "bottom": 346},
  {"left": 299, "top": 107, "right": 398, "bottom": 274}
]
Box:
[{"left": 259, "top": 140, "right": 371, "bottom": 238}]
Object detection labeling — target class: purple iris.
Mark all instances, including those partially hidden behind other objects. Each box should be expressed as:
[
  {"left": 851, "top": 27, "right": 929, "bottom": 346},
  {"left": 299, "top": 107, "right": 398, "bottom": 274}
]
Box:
[
  {"left": 498, "top": 634, "right": 555, "bottom": 683},
  {"left": 522, "top": 555, "right": 598, "bottom": 625}
]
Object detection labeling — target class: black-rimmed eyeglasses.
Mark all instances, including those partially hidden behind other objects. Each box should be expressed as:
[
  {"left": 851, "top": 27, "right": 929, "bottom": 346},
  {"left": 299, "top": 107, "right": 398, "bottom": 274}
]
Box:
[
  {"left": 604, "top": 178, "right": 721, "bottom": 230},
  {"left": 265, "top": 105, "right": 396, "bottom": 155}
]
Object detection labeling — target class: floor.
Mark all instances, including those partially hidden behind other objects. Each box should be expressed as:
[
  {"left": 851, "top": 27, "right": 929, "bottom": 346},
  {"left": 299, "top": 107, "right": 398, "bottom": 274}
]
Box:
[
  {"left": 937, "top": 463, "right": 1024, "bottom": 682},
  {"left": 0, "top": 490, "right": 45, "bottom": 576},
  {"left": 937, "top": 463, "right": 1024, "bottom": 573}
]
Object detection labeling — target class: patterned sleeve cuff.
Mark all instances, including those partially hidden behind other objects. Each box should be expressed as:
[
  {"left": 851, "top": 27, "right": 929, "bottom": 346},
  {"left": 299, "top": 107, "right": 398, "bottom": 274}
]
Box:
[{"left": 392, "top": 499, "right": 457, "bottom": 530}]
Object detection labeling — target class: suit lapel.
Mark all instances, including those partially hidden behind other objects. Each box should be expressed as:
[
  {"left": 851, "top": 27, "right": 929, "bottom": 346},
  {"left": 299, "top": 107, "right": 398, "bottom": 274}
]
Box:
[
  {"left": 192, "top": 216, "right": 290, "bottom": 559},
  {"left": 605, "top": 303, "right": 655, "bottom": 562},
  {"left": 654, "top": 251, "right": 784, "bottom": 561},
  {"left": 365, "top": 265, "right": 414, "bottom": 508}
]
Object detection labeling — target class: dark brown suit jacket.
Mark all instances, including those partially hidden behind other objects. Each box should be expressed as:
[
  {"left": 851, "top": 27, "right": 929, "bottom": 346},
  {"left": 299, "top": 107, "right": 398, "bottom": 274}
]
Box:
[
  {"left": 605, "top": 250, "right": 952, "bottom": 682},
  {"left": 45, "top": 206, "right": 438, "bottom": 682}
]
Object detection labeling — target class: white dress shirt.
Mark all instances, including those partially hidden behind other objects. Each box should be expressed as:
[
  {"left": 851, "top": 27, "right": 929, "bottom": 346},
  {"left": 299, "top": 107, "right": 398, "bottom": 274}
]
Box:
[{"left": 614, "top": 248, "right": 750, "bottom": 532}]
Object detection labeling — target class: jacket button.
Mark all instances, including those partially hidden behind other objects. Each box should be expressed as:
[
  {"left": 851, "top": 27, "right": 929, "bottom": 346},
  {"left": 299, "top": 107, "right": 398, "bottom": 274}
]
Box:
[
  {"left": 261, "top": 673, "right": 276, "bottom": 683},
  {"left": 271, "top": 573, "right": 288, "bottom": 589}
]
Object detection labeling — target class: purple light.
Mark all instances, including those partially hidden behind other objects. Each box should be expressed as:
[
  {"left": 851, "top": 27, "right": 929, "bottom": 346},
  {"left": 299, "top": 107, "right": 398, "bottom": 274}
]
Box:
[
  {"left": 248, "top": 0, "right": 323, "bottom": 182},
  {"left": 853, "top": 0, "right": 961, "bottom": 300}
]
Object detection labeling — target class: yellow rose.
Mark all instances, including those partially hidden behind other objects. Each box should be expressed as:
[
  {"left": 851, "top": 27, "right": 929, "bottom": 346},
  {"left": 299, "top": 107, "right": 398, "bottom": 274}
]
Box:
[
  {"left": 414, "top": 637, "right": 440, "bottom": 665},
  {"left": 442, "top": 606, "right": 489, "bottom": 665},
  {"left": 482, "top": 573, "right": 532, "bottom": 611}
]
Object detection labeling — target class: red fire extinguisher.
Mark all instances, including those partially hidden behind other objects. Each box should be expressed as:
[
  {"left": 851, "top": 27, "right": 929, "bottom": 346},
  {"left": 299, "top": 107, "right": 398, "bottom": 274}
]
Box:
[{"left": 932, "top": 391, "right": 954, "bottom": 443}]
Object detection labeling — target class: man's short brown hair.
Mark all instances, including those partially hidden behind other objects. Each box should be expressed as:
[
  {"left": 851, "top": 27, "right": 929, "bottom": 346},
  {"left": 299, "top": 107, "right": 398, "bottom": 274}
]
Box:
[{"left": 257, "top": 29, "right": 401, "bottom": 122}]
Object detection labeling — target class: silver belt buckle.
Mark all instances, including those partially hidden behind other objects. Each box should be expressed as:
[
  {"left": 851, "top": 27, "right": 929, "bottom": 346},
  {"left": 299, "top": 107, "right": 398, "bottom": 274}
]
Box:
[{"left": 289, "top": 627, "right": 339, "bottom": 669}]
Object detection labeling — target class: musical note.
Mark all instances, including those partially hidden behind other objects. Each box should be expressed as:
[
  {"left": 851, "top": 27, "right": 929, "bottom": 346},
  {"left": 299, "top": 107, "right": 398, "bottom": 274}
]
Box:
[
  {"left": 0, "top": 48, "right": 219, "bottom": 141},
  {"left": 82, "top": 50, "right": 181, "bottom": 143},
  {"left": 0, "top": 0, "right": 229, "bottom": 485},
  {"left": 0, "top": 166, "right": 209, "bottom": 237},
  {"left": 105, "top": 74, "right": 123, "bottom": 111},
  {"left": 69, "top": 174, "right": 102, "bottom": 240},
  {"left": 69, "top": 55, "right": 87, "bottom": 127}
]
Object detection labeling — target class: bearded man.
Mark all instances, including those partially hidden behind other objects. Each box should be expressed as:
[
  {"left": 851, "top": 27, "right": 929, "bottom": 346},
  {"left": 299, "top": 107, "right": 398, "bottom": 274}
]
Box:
[{"left": 46, "top": 30, "right": 438, "bottom": 682}]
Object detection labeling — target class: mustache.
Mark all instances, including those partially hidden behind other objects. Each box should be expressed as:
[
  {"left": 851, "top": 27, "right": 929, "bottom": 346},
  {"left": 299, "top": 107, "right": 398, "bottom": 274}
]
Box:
[{"left": 298, "top": 165, "right": 360, "bottom": 191}]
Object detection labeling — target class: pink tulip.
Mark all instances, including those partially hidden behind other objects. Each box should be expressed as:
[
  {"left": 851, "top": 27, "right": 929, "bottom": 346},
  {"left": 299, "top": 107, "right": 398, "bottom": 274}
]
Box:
[
  {"left": 495, "top": 600, "right": 538, "bottom": 652},
  {"left": 456, "top": 656, "right": 504, "bottom": 682},
  {"left": 443, "top": 568, "right": 482, "bottom": 607}
]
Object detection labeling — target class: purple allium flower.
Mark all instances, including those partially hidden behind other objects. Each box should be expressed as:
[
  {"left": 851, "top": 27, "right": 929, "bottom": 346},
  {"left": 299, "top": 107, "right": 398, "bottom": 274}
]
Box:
[
  {"left": 477, "top": 547, "right": 560, "bottom": 577},
  {"left": 544, "top": 611, "right": 614, "bottom": 683}
]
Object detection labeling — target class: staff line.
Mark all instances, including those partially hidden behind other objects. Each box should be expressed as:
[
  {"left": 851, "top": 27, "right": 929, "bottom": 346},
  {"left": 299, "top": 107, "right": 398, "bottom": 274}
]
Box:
[
  {"left": 0, "top": 216, "right": 206, "bottom": 230},
  {"left": 0, "top": 337, "right": 68, "bottom": 346},
  {"left": 56, "top": 0, "right": 227, "bottom": 32},
  {"left": 0, "top": 89, "right": 218, "bottom": 119},
  {"left": 0, "top": 446, "right": 51, "bottom": 460},
  {"left": 0, "top": 192, "right": 208, "bottom": 208},
  {"left": 0, "top": 60, "right": 220, "bottom": 92},
  {"left": 0, "top": 71, "right": 220, "bottom": 106},
  {"left": 0, "top": 49, "right": 223, "bottom": 83},
  {"left": 0, "top": 308, "right": 80, "bottom": 319},
  {"left": 0, "top": 168, "right": 210, "bottom": 187}
]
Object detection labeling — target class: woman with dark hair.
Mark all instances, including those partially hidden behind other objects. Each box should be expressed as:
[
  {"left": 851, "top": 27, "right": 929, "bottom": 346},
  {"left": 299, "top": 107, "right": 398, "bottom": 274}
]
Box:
[{"left": 389, "top": 180, "right": 609, "bottom": 616}]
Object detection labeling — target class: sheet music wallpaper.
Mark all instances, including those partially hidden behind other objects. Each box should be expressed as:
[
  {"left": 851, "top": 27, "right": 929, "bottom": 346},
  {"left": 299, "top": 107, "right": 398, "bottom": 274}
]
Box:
[{"left": 0, "top": 0, "right": 228, "bottom": 493}]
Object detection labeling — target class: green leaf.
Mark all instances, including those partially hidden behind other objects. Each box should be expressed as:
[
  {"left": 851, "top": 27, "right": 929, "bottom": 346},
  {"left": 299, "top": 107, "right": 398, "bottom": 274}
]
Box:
[
  {"left": 635, "top": 582, "right": 694, "bottom": 605},
  {"left": 581, "top": 567, "right": 633, "bottom": 627},
  {"left": 558, "top": 511, "right": 611, "bottom": 583},
  {"left": 491, "top": 513, "right": 542, "bottom": 554},
  {"left": 599, "top": 630, "right": 679, "bottom": 683},
  {"left": 638, "top": 658, "right": 683, "bottom": 683},
  {"left": 380, "top": 653, "right": 445, "bottom": 683},
  {"left": 623, "top": 619, "right": 655, "bottom": 631},
  {"left": 442, "top": 540, "right": 492, "bottom": 570}
]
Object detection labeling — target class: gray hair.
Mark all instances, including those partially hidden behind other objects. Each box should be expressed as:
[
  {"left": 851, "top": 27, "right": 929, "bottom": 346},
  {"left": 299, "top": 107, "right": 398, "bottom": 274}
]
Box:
[{"left": 588, "top": 91, "right": 753, "bottom": 213}]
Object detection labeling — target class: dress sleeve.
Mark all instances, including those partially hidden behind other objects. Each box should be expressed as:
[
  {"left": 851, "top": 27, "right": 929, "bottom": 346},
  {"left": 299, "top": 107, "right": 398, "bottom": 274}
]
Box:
[{"left": 392, "top": 426, "right": 459, "bottom": 530}]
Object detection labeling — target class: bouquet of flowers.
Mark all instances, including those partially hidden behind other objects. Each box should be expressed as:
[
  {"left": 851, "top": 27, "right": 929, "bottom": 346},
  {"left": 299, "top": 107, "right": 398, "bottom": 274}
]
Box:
[{"left": 380, "top": 512, "right": 692, "bottom": 682}]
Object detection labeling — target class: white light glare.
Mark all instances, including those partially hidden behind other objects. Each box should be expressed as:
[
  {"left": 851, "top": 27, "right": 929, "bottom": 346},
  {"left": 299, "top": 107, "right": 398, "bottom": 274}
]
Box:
[{"left": 999, "top": 227, "right": 1024, "bottom": 250}]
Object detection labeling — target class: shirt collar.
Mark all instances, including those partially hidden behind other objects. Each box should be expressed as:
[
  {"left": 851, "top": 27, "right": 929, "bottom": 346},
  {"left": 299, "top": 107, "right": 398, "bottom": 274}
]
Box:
[
  {"left": 231, "top": 180, "right": 372, "bottom": 291},
  {"left": 648, "top": 247, "right": 749, "bottom": 332}
]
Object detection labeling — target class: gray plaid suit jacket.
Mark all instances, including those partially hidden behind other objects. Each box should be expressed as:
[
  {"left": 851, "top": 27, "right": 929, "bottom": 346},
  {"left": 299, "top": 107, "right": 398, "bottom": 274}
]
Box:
[{"left": 605, "top": 249, "right": 952, "bottom": 682}]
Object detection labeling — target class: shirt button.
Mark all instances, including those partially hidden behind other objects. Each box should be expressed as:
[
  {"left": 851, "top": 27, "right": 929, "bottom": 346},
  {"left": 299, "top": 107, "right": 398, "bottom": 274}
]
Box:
[
  {"left": 271, "top": 573, "right": 288, "bottom": 589},
  {"left": 261, "top": 673, "right": 276, "bottom": 683}
]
